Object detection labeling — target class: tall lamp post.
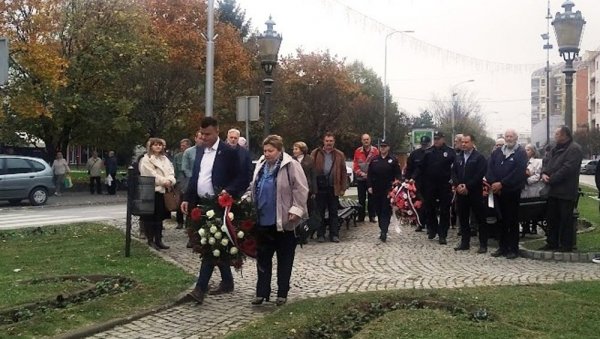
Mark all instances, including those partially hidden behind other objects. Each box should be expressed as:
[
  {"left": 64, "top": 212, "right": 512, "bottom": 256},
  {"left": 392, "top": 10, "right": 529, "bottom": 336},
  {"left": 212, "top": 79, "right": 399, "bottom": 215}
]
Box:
[
  {"left": 552, "top": 0, "right": 585, "bottom": 131},
  {"left": 451, "top": 79, "right": 474, "bottom": 144},
  {"left": 383, "top": 30, "right": 413, "bottom": 139},
  {"left": 257, "top": 16, "right": 282, "bottom": 139},
  {"left": 542, "top": 0, "right": 553, "bottom": 146}
]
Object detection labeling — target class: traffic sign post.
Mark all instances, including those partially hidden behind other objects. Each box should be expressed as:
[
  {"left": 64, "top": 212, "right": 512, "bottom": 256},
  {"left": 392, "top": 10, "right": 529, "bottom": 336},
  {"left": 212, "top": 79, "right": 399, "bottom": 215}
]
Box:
[
  {"left": 236, "top": 96, "right": 259, "bottom": 149},
  {"left": 0, "top": 38, "right": 8, "bottom": 85}
]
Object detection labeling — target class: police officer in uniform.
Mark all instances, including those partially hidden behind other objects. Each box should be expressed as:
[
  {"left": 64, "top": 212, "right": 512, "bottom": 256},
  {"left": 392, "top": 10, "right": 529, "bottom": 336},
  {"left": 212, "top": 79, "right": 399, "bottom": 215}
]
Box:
[
  {"left": 405, "top": 135, "right": 431, "bottom": 232},
  {"left": 367, "top": 139, "right": 402, "bottom": 242},
  {"left": 415, "top": 131, "right": 455, "bottom": 244}
]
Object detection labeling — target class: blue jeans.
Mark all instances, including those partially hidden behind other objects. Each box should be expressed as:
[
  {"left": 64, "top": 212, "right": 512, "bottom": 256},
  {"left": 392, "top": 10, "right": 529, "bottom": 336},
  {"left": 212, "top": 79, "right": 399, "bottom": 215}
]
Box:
[{"left": 195, "top": 260, "right": 233, "bottom": 292}]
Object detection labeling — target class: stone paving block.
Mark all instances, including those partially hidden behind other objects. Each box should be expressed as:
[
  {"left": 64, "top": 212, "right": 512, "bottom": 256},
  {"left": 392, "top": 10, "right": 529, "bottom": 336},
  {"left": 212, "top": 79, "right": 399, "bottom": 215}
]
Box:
[{"left": 91, "top": 219, "right": 600, "bottom": 339}]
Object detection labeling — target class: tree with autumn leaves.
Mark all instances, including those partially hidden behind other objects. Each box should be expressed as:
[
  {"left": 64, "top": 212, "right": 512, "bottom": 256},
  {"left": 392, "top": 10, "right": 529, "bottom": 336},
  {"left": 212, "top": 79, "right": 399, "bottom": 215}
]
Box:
[{"left": 0, "top": 0, "right": 409, "bottom": 161}]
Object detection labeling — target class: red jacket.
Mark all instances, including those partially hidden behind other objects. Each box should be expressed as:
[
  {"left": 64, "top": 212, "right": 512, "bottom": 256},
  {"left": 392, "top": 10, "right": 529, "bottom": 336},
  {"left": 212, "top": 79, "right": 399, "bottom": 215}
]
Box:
[{"left": 353, "top": 146, "right": 379, "bottom": 181}]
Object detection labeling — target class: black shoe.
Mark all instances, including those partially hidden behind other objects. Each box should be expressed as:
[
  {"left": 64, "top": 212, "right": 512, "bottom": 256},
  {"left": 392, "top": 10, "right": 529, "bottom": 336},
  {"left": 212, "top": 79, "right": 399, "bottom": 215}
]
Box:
[
  {"left": 369, "top": 217, "right": 376, "bottom": 223},
  {"left": 379, "top": 233, "right": 387, "bottom": 242},
  {"left": 491, "top": 249, "right": 506, "bottom": 257},
  {"left": 477, "top": 247, "right": 488, "bottom": 254},
  {"left": 415, "top": 226, "right": 424, "bottom": 232},
  {"left": 251, "top": 296, "right": 269, "bottom": 305},
  {"left": 275, "top": 297, "right": 287, "bottom": 306},
  {"left": 428, "top": 233, "right": 436, "bottom": 240},
  {"left": 186, "top": 241, "right": 193, "bottom": 248},
  {"left": 537, "top": 244, "right": 558, "bottom": 251},
  {"left": 155, "top": 239, "right": 170, "bottom": 250},
  {"left": 454, "top": 245, "right": 469, "bottom": 251},
  {"left": 188, "top": 289, "right": 205, "bottom": 304},
  {"left": 558, "top": 248, "right": 573, "bottom": 253},
  {"left": 357, "top": 218, "right": 365, "bottom": 223},
  {"left": 331, "top": 236, "right": 340, "bottom": 243},
  {"left": 439, "top": 237, "right": 447, "bottom": 245},
  {"left": 208, "top": 283, "right": 234, "bottom": 295},
  {"left": 147, "top": 240, "right": 161, "bottom": 251},
  {"left": 317, "top": 236, "right": 326, "bottom": 243},
  {"left": 505, "top": 252, "right": 518, "bottom": 259},
  {"left": 176, "top": 223, "right": 184, "bottom": 229}
]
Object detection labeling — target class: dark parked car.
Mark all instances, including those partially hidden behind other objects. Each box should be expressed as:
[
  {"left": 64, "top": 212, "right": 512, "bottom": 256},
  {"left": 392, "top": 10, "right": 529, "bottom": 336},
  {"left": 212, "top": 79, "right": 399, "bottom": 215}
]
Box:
[
  {"left": 580, "top": 160, "right": 598, "bottom": 175},
  {"left": 0, "top": 155, "right": 55, "bottom": 205}
]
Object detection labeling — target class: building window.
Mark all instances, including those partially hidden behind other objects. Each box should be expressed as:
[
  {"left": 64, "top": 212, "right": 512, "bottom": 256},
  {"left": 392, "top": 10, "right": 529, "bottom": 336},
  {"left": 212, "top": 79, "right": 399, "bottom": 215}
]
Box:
[{"left": 541, "top": 79, "right": 546, "bottom": 86}]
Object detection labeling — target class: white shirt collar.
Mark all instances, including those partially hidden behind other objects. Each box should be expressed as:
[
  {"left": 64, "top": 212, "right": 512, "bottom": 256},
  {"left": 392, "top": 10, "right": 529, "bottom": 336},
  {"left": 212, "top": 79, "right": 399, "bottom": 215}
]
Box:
[{"left": 205, "top": 139, "right": 220, "bottom": 153}]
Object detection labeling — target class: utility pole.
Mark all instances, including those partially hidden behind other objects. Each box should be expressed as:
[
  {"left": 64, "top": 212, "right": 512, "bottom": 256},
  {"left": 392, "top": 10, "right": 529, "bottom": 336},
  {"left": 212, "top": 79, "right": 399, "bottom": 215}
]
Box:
[{"left": 205, "top": 0, "right": 215, "bottom": 117}]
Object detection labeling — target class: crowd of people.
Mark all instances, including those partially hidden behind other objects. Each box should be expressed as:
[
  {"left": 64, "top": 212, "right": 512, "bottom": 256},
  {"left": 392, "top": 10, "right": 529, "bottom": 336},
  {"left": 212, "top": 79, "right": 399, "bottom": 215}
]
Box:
[{"left": 50, "top": 116, "right": 583, "bottom": 305}]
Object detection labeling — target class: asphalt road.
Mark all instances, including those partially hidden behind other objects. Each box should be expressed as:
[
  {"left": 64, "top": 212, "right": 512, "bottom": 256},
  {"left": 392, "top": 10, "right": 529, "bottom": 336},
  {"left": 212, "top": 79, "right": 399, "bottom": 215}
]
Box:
[
  {"left": 1, "top": 204, "right": 126, "bottom": 230},
  {"left": 579, "top": 174, "right": 597, "bottom": 188}
]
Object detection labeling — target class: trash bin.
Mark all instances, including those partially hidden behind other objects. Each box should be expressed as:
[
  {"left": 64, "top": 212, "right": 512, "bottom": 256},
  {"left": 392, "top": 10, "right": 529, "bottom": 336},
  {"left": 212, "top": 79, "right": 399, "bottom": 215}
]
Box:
[{"left": 132, "top": 175, "right": 155, "bottom": 216}]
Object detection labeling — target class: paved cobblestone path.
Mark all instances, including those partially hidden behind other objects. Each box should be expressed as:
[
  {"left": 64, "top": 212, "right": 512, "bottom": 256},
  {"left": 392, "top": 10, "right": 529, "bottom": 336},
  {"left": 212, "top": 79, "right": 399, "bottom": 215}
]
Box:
[{"left": 92, "top": 220, "right": 600, "bottom": 339}]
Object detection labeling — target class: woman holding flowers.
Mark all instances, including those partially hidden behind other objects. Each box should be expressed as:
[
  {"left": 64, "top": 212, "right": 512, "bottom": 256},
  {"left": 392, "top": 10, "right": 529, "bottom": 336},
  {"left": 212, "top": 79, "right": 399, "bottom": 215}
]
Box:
[
  {"left": 250, "top": 135, "right": 309, "bottom": 306},
  {"left": 139, "top": 137, "right": 176, "bottom": 250}
]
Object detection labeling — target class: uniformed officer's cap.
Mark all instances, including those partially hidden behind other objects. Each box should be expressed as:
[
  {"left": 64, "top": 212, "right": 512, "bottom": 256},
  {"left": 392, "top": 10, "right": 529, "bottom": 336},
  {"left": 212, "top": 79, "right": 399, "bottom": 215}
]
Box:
[
  {"left": 420, "top": 135, "right": 431, "bottom": 144},
  {"left": 379, "top": 138, "right": 389, "bottom": 147},
  {"left": 433, "top": 131, "right": 445, "bottom": 139}
]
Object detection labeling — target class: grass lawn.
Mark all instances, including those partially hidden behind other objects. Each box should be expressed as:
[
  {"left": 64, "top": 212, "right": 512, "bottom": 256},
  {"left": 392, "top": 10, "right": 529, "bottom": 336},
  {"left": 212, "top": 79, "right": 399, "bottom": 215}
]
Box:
[
  {"left": 0, "top": 223, "right": 193, "bottom": 338},
  {"left": 522, "top": 185, "right": 600, "bottom": 252},
  {"left": 228, "top": 281, "right": 600, "bottom": 338}
]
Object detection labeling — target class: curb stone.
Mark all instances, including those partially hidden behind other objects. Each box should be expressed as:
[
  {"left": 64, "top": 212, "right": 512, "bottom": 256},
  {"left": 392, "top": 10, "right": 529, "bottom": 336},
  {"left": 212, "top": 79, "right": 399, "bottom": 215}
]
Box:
[
  {"left": 54, "top": 290, "right": 194, "bottom": 339},
  {"left": 519, "top": 226, "right": 599, "bottom": 263}
]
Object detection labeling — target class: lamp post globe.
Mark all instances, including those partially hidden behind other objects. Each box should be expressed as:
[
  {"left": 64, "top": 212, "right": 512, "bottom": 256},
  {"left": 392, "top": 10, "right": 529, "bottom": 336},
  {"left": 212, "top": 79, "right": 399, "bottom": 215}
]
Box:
[
  {"left": 257, "top": 16, "right": 282, "bottom": 138},
  {"left": 552, "top": 0, "right": 585, "bottom": 130}
]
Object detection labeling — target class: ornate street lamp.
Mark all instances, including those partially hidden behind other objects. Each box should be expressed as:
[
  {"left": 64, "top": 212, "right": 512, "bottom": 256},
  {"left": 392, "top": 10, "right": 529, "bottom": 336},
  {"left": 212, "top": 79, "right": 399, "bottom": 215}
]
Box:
[
  {"left": 257, "top": 16, "right": 282, "bottom": 138},
  {"left": 552, "top": 0, "right": 585, "bottom": 130}
]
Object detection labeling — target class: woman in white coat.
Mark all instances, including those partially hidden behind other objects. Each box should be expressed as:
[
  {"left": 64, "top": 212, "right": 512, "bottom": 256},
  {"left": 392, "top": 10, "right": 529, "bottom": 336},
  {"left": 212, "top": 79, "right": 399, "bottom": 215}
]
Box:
[
  {"left": 520, "top": 144, "right": 545, "bottom": 234},
  {"left": 139, "top": 138, "right": 176, "bottom": 250}
]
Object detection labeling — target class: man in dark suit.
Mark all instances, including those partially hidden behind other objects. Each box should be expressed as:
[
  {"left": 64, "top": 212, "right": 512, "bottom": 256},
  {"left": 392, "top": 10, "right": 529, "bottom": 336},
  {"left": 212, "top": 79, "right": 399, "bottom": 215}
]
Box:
[
  {"left": 181, "top": 117, "right": 248, "bottom": 304},
  {"left": 451, "top": 134, "right": 488, "bottom": 253}
]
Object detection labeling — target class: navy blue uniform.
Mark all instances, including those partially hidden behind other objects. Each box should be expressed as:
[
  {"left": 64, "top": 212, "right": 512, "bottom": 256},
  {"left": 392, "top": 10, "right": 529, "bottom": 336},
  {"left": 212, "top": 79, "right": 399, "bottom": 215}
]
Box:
[
  {"left": 415, "top": 144, "right": 455, "bottom": 243},
  {"left": 367, "top": 155, "right": 401, "bottom": 240}
]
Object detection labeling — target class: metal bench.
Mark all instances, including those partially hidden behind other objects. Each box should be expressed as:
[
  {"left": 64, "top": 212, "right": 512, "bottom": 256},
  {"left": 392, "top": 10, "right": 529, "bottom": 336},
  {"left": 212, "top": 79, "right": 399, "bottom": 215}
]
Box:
[{"left": 323, "top": 199, "right": 361, "bottom": 230}]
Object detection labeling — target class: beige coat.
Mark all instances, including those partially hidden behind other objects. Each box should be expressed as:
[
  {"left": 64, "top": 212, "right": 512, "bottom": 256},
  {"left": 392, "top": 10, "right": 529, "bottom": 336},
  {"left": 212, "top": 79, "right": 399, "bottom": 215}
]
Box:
[
  {"left": 250, "top": 152, "right": 309, "bottom": 232},
  {"left": 139, "top": 154, "right": 176, "bottom": 193}
]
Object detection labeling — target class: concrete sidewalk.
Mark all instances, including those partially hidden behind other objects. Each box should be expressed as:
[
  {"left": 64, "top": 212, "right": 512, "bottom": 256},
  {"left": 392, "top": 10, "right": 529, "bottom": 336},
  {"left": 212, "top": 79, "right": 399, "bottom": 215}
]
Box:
[{"left": 0, "top": 191, "right": 127, "bottom": 210}]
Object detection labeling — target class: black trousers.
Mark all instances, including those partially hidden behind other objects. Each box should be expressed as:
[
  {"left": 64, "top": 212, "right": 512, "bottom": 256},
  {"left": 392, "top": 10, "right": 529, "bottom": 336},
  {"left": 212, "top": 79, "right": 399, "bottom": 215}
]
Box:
[
  {"left": 316, "top": 187, "right": 339, "bottom": 238},
  {"left": 90, "top": 176, "right": 102, "bottom": 194},
  {"left": 371, "top": 193, "right": 391, "bottom": 235},
  {"left": 496, "top": 190, "right": 520, "bottom": 254},
  {"left": 546, "top": 197, "right": 576, "bottom": 250},
  {"left": 423, "top": 182, "right": 452, "bottom": 239},
  {"left": 255, "top": 226, "right": 297, "bottom": 299},
  {"left": 356, "top": 180, "right": 375, "bottom": 221},
  {"left": 456, "top": 192, "right": 487, "bottom": 248}
]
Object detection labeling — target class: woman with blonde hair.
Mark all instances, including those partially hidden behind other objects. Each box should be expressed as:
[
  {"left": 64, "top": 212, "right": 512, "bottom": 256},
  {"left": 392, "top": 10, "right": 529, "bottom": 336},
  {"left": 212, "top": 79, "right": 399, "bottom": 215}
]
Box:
[
  {"left": 139, "top": 138, "right": 176, "bottom": 250},
  {"left": 250, "top": 135, "right": 309, "bottom": 306}
]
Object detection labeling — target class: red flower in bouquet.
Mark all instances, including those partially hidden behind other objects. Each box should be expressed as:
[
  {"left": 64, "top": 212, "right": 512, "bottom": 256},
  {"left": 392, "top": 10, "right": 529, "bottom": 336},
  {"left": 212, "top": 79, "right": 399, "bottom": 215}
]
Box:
[
  {"left": 190, "top": 207, "right": 203, "bottom": 221},
  {"left": 240, "top": 219, "right": 255, "bottom": 232},
  {"left": 218, "top": 192, "right": 234, "bottom": 208},
  {"left": 414, "top": 200, "right": 422, "bottom": 209},
  {"left": 239, "top": 238, "right": 257, "bottom": 258}
]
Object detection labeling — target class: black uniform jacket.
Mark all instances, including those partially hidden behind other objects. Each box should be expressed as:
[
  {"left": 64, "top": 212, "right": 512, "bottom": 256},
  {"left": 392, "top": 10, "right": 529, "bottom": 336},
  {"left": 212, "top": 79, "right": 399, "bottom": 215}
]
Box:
[
  {"left": 451, "top": 149, "right": 487, "bottom": 195},
  {"left": 367, "top": 155, "right": 402, "bottom": 195}
]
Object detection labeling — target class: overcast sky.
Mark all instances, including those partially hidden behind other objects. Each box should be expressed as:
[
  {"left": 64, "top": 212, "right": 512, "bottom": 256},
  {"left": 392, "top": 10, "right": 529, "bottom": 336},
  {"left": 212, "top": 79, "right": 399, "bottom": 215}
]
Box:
[{"left": 235, "top": 0, "right": 600, "bottom": 137}]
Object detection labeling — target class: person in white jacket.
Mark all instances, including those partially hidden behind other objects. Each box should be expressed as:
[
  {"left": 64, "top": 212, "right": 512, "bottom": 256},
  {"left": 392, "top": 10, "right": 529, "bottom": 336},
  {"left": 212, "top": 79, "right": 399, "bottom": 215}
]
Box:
[
  {"left": 520, "top": 144, "right": 545, "bottom": 235},
  {"left": 139, "top": 138, "right": 176, "bottom": 250}
]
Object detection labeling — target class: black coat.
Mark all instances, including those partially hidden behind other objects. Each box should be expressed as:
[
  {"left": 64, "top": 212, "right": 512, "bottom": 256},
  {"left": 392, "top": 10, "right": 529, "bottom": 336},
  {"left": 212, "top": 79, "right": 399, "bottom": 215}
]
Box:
[
  {"left": 405, "top": 147, "right": 427, "bottom": 182},
  {"left": 367, "top": 155, "right": 402, "bottom": 195},
  {"left": 486, "top": 145, "right": 528, "bottom": 193},
  {"left": 184, "top": 140, "right": 248, "bottom": 204},
  {"left": 415, "top": 144, "right": 456, "bottom": 184},
  {"left": 542, "top": 140, "right": 583, "bottom": 201},
  {"left": 452, "top": 149, "right": 487, "bottom": 195}
]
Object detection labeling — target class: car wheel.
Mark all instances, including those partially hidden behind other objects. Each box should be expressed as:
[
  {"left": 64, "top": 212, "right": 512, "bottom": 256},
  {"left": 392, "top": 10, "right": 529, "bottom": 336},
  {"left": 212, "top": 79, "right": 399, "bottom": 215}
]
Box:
[{"left": 29, "top": 187, "right": 48, "bottom": 206}]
